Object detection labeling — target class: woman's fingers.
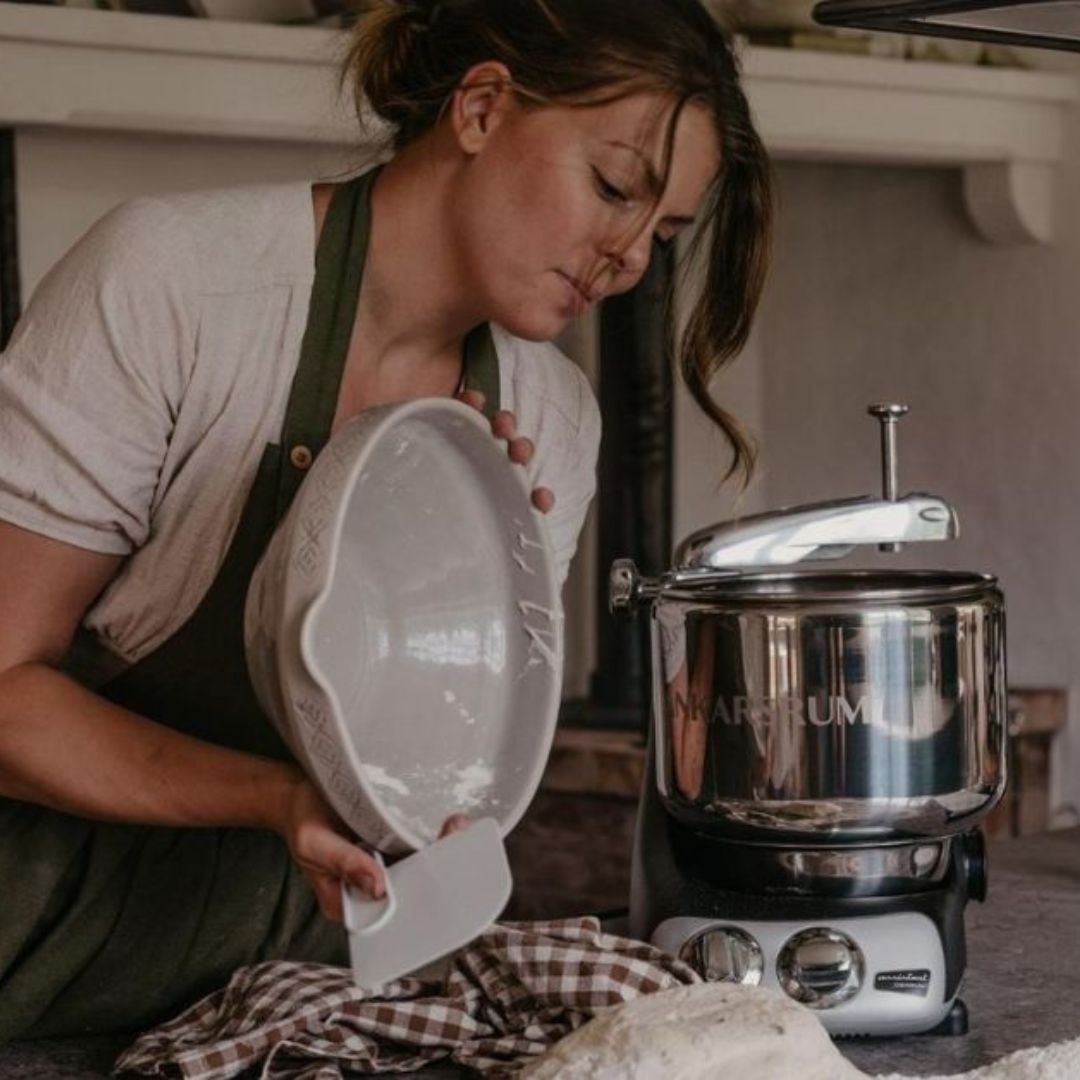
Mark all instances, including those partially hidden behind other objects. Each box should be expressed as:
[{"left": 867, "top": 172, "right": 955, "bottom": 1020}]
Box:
[
  {"left": 299, "top": 841, "right": 383, "bottom": 924},
  {"left": 492, "top": 410, "right": 516, "bottom": 442},
  {"left": 457, "top": 388, "right": 486, "bottom": 413},
  {"left": 287, "top": 782, "right": 386, "bottom": 897},
  {"left": 509, "top": 436, "right": 534, "bottom": 466},
  {"left": 439, "top": 814, "right": 470, "bottom": 838},
  {"left": 310, "top": 868, "right": 346, "bottom": 923},
  {"left": 493, "top": 411, "right": 539, "bottom": 464},
  {"left": 329, "top": 838, "right": 385, "bottom": 900},
  {"left": 491, "top": 409, "right": 528, "bottom": 462},
  {"left": 456, "top": 398, "right": 552, "bottom": 514},
  {"left": 298, "top": 828, "right": 384, "bottom": 897}
]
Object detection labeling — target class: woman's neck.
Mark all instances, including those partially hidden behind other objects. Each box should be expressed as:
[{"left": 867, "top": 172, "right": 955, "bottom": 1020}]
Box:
[{"left": 321, "top": 145, "right": 484, "bottom": 386}]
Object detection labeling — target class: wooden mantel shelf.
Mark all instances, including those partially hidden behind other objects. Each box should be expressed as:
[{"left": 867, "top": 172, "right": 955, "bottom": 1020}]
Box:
[
  {"left": 1, "top": 3, "right": 1077, "bottom": 244},
  {"left": 0, "top": 4, "right": 357, "bottom": 146}
]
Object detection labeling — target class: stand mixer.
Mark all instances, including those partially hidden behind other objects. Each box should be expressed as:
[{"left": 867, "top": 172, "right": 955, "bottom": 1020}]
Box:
[{"left": 611, "top": 404, "right": 1007, "bottom": 1037}]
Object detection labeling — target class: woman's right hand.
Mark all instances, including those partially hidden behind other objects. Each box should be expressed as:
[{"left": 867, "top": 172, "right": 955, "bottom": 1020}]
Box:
[{"left": 276, "top": 773, "right": 386, "bottom": 923}]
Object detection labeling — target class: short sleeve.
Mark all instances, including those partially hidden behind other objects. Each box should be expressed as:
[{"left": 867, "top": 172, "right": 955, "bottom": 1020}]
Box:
[
  {"left": 536, "top": 365, "right": 602, "bottom": 587},
  {"left": 0, "top": 197, "right": 196, "bottom": 554}
]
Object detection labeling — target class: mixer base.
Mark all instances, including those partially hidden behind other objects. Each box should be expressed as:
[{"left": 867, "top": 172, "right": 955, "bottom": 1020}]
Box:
[
  {"left": 925, "top": 998, "right": 969, "bottom": 1037},
  {"left": 652, "top": 909, "right": 958, "bottom": 1037},
  {"left": 630, "top": 746, "right": 986, "bottom": 1038}
]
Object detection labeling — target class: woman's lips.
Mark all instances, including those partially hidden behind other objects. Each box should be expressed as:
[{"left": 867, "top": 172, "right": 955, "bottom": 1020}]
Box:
[{"left": 557, "top": 272, "right": 599, "bottom": 315}]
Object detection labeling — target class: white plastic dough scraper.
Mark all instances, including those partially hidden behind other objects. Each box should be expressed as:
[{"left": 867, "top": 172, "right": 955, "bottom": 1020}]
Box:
[{"left": 341, "top": 816, "right": 513, "bottom": 992}]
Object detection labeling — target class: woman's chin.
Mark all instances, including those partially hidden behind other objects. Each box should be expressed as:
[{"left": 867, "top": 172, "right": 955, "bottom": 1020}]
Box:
[{"left": 496, "top": 309, "right": 575, "bottom": 343}]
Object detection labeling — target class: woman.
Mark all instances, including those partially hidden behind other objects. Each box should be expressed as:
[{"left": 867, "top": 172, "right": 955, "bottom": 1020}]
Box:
[{"left": 0, "top": 0, "right": 771, "bottom": 1039}]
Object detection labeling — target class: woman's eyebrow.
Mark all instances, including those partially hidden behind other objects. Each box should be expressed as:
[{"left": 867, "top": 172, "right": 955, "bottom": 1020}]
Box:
[
  {"left": 602, "top": 140, "right": 697, "bottom": 224},
  {"left": 603, "top": 140, "right": 664, "bottom": 195}
]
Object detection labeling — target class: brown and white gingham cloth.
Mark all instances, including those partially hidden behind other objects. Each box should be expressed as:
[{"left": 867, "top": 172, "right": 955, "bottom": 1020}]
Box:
[{"left": 113, "top": 917, "right": 701, "bottom": 1079}]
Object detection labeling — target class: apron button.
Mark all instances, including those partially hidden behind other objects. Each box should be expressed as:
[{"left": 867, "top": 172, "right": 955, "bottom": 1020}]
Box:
[{"left": 289, "top": 445, "right": 313, "bottom": 470}]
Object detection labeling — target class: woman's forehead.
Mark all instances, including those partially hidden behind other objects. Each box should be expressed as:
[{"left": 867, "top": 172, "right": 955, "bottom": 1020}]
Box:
[
  {"left": 570, "top": 91, "right": 689, "bottom": 141},
  {"left": 569, "top": 94, "right": 718, "bottom": 167}
]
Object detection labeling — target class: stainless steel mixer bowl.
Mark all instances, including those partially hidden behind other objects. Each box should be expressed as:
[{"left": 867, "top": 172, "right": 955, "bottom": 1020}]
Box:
[{"left": 648, "top": 570, "right": 1007, "bottom": 844}]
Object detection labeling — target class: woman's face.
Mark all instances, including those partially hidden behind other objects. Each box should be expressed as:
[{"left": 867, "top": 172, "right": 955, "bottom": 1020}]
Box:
[{"left": 452, "top": 86, "right": 721, "bottom": 342}]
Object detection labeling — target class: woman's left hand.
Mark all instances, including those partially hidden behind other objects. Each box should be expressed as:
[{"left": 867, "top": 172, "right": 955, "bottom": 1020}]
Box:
[{"left": 457, "top": 389, "right": 554, "bottom": 514}]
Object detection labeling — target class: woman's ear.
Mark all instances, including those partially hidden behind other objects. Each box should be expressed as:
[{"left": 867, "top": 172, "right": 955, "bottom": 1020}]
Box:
[{"left": 450, "top": 61, "right": 514, "bottom": 154}]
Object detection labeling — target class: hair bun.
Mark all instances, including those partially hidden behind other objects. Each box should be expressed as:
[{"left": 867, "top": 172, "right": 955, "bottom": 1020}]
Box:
[
  {"left": 343, "top": 0, "right": 437, "bottom": 139},
  {"left": 402, "top": 0, "right": 443, "bottom": 30}
]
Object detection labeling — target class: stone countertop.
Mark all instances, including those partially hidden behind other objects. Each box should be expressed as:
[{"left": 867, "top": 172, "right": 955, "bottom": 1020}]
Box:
[
  {"left": 838, "top": 827, "right": 1080, "bottom": 1076},
  {"left": 1, "top": 829, "right": 1076, "bottom": 1079}
]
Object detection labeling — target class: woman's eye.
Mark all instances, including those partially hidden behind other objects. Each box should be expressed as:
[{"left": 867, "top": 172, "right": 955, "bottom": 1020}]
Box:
[
  {"left": 593, "top": 169, "right": 629, "bottom": 204},
  {"left": 653, "top": 234, "right": 676, "bottom": 252}
]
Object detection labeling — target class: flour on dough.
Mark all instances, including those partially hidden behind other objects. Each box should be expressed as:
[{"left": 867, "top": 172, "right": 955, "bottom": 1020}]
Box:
[
  {"left": 877, "top": 1035, "right": 1080, "bottom": 1080},
  {"left": 519, "top": 981, "right": 867, "bottom": 1080},
  {"left": 519, "top": 980, "right": 1080, "bottom": 1080}
]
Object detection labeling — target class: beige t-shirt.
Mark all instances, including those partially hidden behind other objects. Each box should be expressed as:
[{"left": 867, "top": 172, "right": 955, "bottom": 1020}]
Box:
[{"left": 0, "top": 182, "right": 601, "bottom": 667}]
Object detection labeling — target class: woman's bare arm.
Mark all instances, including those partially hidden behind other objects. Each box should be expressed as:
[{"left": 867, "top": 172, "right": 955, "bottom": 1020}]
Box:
[
  {"left": 0, "top": 520, "right": 296, "bottom": 829},
  {"left": 0, "top": 520, "right": 384, "bottom": 915}
]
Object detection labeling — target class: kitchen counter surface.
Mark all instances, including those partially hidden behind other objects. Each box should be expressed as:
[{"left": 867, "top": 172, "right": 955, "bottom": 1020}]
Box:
[
  {"left": 1, "top": 828, "right": 1076, "bottom": 1079},
  {"left": 838, "top": 826, "right": 1079, "bottom": 1076}
]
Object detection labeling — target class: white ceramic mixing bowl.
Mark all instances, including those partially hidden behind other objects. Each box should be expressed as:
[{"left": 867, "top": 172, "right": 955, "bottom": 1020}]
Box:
[{"left": 244, "top": 398, "right": 564, "bottom": 854}]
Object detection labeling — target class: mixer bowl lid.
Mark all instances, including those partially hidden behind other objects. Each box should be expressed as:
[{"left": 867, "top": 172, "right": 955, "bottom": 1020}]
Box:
[{"left": 661, "top": 569, "right": 999, "bottom": 606}]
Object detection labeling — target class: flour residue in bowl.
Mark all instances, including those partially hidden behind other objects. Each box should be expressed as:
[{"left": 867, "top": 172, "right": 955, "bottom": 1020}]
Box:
[
  {"left": 361, "top": 763, "right": 411, "bottom": 797},
  {"left": 443, "top": 689, "right": 477, "bottom": 724},
  {"left": 394, "top": 812, "right": 439, "bottom": 845},
  {"left": 356, "top": 756, "right": 497, "bottom": 846},
  {"left": 452, "top": 759, "right": 493, "bottom": 809}
]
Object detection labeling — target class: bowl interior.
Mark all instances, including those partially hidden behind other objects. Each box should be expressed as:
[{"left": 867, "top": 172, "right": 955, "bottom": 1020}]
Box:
[{"left": 301, "top": 406, "right": 562, "bottom": 847}]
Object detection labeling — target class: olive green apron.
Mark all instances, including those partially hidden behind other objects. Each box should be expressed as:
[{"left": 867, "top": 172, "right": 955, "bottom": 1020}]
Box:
[{"left": 0, "top": 166, "right": 500, "bottom": 1041}]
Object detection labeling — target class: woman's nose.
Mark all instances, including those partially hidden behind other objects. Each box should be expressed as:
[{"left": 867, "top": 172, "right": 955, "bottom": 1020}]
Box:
[{"left": 603, "top": 228, "right": 653, "bottom": 283}]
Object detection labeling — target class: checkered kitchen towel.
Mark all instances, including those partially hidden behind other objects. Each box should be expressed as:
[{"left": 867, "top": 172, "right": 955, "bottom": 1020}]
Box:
[{"left": 114, "top": 917, "right": 701, "bottom": 1079}]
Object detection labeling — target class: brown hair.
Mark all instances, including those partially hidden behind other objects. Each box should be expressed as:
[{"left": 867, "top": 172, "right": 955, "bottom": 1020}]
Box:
[{"left": 342, "top": 0, "right": 773, "bottom": 484}]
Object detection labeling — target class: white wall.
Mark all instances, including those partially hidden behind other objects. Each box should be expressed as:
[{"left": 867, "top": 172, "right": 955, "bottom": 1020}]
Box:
[
  {"left": 15, "top": 129, "right": 366, "bottom": 293},
  {"left": 672, "top": 55, "right": 1080, "bottom": 825}
]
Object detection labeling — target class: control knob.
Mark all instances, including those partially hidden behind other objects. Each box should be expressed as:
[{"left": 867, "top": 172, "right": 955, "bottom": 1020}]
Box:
[{"left": 776, "top": 927, "right": 864, "bottom": 1008}]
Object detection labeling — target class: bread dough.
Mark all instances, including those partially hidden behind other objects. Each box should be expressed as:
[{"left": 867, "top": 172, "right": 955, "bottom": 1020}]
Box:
[
  {"left": 878, "top": 1036, "right": 1080, "bottom": 1080},
  {"left": 519, "top": 981, "right": 868, "bottom": 1079},
  {"left": 520, "top": 980, "right": 1080, "bottom": 1080}
]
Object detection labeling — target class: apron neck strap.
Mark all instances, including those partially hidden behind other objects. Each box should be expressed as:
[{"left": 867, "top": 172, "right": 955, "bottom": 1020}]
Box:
[
  {"left": 463, "top": 323, "right": 500, "bottom": 421},
  {"left": 276, "top": 168, "right": 375, "bottom": 518}
]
